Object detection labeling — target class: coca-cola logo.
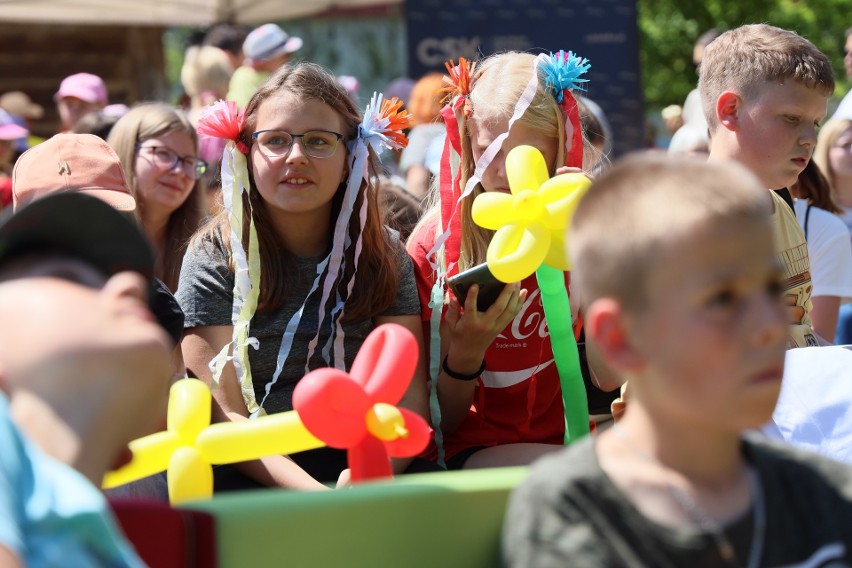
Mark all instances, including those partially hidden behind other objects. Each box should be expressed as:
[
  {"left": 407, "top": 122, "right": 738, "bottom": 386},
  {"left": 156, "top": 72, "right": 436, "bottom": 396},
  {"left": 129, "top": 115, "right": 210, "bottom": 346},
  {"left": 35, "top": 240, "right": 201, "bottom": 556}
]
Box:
[
  {"left": 495, "top": 287, "right": 580, "bottom": 343},
  {"left": 498, "top": 288, "right": 547, "bottom": 341}
]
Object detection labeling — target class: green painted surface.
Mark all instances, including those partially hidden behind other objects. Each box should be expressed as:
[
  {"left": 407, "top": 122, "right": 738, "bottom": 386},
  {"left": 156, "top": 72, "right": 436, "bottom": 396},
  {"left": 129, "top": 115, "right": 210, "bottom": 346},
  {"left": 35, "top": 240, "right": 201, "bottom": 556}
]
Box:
[{"left": 187, "top": 467, "right": 529, "bottom": 568}]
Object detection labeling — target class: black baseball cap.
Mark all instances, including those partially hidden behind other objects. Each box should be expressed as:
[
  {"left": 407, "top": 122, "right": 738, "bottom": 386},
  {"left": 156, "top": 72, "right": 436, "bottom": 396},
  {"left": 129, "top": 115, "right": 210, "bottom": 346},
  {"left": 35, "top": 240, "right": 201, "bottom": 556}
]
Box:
[{"left": 0, "top": 192, "right": 153, "bottom": 279}]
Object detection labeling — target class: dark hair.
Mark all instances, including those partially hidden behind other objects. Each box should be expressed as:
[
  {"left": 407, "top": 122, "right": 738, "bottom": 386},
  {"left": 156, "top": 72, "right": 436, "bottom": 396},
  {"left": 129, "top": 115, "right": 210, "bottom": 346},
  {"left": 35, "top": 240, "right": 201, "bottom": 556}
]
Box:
[
  {"left": 790, "top": 160, "right": 842, "bottom": 214},
  {"left": 203, "top": 24, "right": 249, "bottom": 54},
  {"left": 71, "top": 111, "right": 120, "bottom": 141},
  {"left": 378, "top": 178, "right": 423, "bottom": 242}
]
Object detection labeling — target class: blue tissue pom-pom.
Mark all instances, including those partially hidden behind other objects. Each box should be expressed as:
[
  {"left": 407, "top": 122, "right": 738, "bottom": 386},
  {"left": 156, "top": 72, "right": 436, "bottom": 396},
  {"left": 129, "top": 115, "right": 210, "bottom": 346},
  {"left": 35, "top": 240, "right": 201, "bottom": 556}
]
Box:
[{"left": 539, "top": 50, "right": 591, "bottom": 103}]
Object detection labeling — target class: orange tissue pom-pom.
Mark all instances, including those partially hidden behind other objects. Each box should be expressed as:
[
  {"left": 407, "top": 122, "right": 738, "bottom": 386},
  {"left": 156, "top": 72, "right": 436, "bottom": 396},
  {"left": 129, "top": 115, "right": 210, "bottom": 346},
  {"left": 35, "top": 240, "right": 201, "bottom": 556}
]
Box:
[
  {"left": 440, "top": 58, "right": 475, "bottom": 103},
  {"left": 379, "top": 97, "right": 411, "bottom": 149}
]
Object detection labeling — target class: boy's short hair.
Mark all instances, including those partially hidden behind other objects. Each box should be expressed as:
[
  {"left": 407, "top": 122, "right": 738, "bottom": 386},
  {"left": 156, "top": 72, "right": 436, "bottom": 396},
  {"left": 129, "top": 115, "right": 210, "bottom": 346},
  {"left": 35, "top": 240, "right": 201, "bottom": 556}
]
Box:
[
  {"left": 568, "top": 154, "right": 771, "bottom": 315},
  {"left": 699, "top": 24, "right": 835, "bottom": 131}
]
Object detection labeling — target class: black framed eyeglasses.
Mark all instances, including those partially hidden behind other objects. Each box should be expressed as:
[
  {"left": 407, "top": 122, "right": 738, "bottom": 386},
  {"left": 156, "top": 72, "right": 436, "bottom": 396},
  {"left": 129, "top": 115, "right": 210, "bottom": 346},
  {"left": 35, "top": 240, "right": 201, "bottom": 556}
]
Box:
[
  {"left": 137, "top": 145, "right": 207, "bottom": 180},
  {"left": 252, "top": 129, "right": 345, "bottom": 159}
]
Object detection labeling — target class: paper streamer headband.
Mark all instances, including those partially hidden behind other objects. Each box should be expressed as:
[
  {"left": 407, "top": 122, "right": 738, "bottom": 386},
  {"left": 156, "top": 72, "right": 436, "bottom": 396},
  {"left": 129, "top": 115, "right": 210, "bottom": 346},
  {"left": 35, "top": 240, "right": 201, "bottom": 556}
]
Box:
[{"left": 196, "top": 100, "right": 260, "bottom": 407}]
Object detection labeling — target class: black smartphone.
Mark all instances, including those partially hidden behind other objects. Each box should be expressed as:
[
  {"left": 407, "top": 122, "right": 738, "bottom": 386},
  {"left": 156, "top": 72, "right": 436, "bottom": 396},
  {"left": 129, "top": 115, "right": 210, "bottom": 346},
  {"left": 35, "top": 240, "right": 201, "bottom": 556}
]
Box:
[{"left": 447, "top": 263, "right": 507, "bottom": 312}]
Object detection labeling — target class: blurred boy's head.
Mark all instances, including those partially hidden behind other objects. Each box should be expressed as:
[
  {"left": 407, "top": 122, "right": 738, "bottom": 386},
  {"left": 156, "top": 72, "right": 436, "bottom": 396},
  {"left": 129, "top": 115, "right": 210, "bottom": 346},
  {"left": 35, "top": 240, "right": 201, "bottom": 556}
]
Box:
[
  {"left": 0, "top": 194, "right": 171, "bottom": 470},
  {"left": 699, "top": 24, "right": 834, "bottom": 189},
  {"left": 570, "top": 155, "right": 787, "bottom": 431}
]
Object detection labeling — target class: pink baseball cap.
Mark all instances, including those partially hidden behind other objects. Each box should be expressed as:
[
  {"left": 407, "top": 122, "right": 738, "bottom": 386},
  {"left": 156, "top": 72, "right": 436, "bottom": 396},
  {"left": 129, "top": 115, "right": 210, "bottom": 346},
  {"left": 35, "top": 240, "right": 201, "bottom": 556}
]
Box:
[
  {"left": 54, "top": 73, "right": 108, "bottom": 105},
  {"left": 12, "top": 133, "right": 135, "bottom": 212},
  {"left": 0, "top": 109, "right": 28, "bottom": 141}
]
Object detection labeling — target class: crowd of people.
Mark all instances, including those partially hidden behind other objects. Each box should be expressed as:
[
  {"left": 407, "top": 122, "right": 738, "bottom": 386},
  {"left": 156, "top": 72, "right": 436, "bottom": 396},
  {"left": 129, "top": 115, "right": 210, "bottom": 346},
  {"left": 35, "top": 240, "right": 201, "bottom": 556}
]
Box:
[{"left": 1, "top": 18, "right": 852, "bottom": 567}]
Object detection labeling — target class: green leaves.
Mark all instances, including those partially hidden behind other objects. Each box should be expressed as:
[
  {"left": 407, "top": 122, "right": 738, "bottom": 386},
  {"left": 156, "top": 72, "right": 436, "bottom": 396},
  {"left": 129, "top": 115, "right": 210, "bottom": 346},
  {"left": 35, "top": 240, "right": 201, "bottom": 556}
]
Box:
[{"left": 638, "top": 0, "right": 850, "bottom": 110}]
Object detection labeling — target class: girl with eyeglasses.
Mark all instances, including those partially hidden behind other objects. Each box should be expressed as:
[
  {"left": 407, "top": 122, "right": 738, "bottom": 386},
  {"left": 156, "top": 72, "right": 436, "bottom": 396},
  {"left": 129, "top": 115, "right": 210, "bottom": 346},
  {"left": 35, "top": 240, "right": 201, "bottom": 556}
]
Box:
[
  {"left": 108, "top": 103, "right": 207, "bottom": 292},
  {"left": 177, "top": 62, "right": 432, "bottom": 490}
]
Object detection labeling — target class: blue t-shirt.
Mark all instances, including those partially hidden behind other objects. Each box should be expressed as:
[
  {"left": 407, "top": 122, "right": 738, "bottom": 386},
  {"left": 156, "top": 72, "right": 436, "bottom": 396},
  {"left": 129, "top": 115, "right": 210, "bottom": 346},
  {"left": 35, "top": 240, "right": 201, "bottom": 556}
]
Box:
[{"left": 0, "top": 395, "right": 143, "bottom": 567}]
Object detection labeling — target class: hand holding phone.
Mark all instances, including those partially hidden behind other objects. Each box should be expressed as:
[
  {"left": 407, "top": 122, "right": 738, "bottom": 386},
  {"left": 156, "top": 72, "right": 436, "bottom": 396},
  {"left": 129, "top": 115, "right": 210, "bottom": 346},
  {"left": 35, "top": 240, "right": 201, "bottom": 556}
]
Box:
[{"left": 447, "top": 263, "right": 507, "bottom": 312}]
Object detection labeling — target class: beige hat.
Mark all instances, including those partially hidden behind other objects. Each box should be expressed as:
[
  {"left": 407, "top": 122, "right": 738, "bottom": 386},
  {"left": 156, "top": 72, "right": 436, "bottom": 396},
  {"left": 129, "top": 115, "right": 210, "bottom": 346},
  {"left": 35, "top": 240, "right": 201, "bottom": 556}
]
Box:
[
  {"left": 12, "top": 133, "right": 136, "bottom": 212},
  {"left": 0, "top": 91, "right": 44, "bottom": 120}
]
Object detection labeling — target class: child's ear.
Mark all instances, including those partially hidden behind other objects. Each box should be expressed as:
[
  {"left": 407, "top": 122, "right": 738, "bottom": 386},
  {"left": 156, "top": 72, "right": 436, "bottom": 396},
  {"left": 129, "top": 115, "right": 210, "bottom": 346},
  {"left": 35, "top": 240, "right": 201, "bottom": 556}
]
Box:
[
  {"left": 584, "top": 298, "right": 644, "bottom": 374},
  {"left": 716, "top": 91, "right": 740, "bottom": 131}
]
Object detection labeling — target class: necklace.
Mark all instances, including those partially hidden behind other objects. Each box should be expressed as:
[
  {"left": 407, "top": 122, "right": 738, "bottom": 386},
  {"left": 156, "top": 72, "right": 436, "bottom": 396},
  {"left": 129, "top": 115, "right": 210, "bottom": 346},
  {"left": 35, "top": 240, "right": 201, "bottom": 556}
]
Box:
[{"left": 610, "top": 425, "right": 766, "bottom": 568}]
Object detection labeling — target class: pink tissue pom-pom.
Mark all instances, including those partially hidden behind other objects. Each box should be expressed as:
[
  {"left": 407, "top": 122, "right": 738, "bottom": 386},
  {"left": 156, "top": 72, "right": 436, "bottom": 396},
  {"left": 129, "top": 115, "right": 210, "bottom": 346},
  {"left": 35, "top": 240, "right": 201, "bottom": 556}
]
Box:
[{"left": 197, "top": 100, "right": 244, "bottom": 142}]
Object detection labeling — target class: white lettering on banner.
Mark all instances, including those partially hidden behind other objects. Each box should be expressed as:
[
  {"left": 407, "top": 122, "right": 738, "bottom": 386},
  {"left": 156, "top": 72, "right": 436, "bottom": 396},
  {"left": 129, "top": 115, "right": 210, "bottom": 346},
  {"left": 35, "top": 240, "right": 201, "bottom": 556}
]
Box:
[{"left": 416, "top": 37, "right": 481, "bottom": 67}]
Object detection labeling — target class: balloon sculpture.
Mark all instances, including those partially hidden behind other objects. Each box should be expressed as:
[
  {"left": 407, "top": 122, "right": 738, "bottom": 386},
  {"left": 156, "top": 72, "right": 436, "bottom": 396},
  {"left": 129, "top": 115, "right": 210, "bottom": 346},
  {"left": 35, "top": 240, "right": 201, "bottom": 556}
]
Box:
[
  {"left": 104, "top": 324, "right": 430, "bottom": 503},
  {"left": 294, "top": 323, "right": 431, "bottom": 482},
  {"left": 471, "top": 145, "right": 591, "bottom": 443}
]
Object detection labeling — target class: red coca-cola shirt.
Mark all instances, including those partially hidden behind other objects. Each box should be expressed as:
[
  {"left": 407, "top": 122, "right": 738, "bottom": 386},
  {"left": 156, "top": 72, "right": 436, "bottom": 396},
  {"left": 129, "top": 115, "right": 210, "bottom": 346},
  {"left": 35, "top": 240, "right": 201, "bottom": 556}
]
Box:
[{"left": 408, "top": 219, "right": 567, "bottom": 461}]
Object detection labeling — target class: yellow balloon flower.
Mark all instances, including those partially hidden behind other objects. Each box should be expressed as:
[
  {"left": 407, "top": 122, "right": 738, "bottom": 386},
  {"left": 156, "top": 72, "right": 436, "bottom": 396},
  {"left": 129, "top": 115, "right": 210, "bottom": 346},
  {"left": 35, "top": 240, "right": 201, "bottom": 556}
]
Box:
[
  {"left": 103, "top": 378, "right": 323, "bottom": 504},
  {"left": 471, "top": 145, "right": 591, "bottom": 283}
]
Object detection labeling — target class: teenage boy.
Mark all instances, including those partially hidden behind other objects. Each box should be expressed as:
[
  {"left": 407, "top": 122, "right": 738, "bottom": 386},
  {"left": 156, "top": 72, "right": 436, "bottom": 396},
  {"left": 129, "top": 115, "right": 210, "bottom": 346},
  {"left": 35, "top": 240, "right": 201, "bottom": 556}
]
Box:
[
  {"left": 502, "top": 155, "right": 852, "bottom": 566},
  {"left": 701, "top": 23, "right": 835, "bottom": 347},
  {"left": 0, "top": 193, "right": 172, "bottom": 566}
]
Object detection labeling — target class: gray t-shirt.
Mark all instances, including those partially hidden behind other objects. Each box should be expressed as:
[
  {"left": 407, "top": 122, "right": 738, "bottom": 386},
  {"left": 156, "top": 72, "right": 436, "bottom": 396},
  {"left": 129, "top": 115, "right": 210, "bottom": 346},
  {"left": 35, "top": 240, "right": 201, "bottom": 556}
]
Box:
[
  {"left": 503, "top": 434, "right": 852, "bottom": 567},
  {"left": 177, "top": 229, "right": 420, "bottom": 414}
]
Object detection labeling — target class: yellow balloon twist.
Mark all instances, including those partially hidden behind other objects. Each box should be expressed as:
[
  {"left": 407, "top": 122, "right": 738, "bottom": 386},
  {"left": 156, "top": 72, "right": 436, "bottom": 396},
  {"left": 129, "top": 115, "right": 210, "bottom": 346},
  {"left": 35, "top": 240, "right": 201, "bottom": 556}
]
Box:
[
  {"left": 103, "top": 379, "right": 324, "bottom": 504},
  {"left": 471, "top": 145, "right": 591, "bottom": 283}
]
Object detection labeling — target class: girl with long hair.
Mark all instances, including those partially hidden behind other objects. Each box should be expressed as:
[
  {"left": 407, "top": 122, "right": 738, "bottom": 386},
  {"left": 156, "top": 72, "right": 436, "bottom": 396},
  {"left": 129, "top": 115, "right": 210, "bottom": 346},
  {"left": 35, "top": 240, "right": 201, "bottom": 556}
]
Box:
[
  {"left": 108, "top": 103, "right": 207, "bottom": 291},
  {"left": 407, "top": 51, "right": 618, "bottom": 470},
  {"left": 178, "top": 62, "right": 430, "bottom": 489}
]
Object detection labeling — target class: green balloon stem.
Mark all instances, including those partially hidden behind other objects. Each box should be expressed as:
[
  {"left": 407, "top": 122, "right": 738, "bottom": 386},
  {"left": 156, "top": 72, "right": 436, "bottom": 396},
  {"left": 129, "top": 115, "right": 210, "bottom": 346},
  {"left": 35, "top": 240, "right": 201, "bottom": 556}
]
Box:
[{"left": 536, "top": 265, "right": 590, "bottom": 444}]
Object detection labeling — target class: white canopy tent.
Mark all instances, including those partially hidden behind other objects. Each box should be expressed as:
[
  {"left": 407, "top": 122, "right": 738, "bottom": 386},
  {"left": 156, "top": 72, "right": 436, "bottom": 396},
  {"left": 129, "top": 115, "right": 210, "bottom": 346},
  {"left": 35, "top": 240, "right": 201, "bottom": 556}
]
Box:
[{"left": 0, "top": 0, "right": 400, "bottom": 26}]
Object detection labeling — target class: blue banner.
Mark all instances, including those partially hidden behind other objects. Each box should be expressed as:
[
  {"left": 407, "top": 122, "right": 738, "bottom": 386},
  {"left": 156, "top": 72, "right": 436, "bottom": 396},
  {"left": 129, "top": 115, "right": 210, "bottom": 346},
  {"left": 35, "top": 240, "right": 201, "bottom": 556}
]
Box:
[{"left": 405, "top": 0, "right": 644, "bottom": 156}]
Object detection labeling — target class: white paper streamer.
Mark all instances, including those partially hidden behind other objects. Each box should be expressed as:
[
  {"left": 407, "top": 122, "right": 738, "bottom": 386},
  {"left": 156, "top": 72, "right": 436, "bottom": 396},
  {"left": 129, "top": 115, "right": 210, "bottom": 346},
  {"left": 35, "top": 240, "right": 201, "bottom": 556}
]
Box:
[{"left": 209, "top": 142, "right": 261, "bottom": 411}]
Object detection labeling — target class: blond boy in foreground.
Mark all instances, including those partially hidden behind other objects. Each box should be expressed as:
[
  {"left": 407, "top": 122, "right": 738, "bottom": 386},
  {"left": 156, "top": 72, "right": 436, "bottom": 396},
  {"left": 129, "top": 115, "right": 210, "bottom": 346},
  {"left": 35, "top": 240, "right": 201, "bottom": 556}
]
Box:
[
  {"left": 702, "top": 24, "right": 835, "bottom": 347},
  {"left": 502, "top": 156, "right": 852, "bottom": 567}
]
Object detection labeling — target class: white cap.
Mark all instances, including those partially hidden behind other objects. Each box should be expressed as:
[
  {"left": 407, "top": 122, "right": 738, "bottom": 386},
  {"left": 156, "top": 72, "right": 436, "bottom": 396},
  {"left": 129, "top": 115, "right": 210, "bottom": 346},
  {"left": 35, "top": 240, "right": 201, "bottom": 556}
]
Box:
[{"left": 243, "top": 24, "right": 302, "bottom": 65}]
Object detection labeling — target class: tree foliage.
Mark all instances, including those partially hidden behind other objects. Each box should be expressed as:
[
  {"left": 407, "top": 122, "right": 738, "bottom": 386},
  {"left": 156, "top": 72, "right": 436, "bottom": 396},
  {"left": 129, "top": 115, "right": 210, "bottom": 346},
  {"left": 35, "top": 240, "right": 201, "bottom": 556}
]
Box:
[{"left": 638, "top": 0, "right": 851, "bottom": 109}]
